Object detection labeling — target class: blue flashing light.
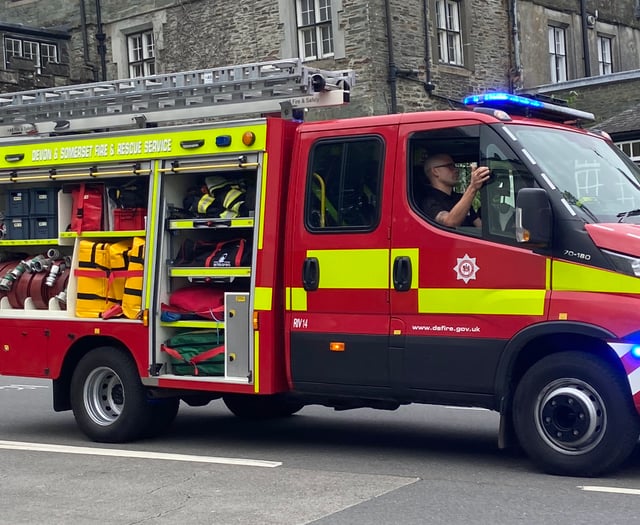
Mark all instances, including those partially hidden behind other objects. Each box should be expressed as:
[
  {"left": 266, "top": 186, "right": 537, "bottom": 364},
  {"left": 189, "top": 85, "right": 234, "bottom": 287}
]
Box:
[
  {"left": 462, "top": 92, "right": 595, "bottom": 123},
  {"left": 215, "top": 135, "right": 232, "bottom": 147},
  {"left": 631, "top": 345, "right": 640, "bottom": 359},
  {"left": 463, "top": 92, "right": 544, "bottom": 109}
]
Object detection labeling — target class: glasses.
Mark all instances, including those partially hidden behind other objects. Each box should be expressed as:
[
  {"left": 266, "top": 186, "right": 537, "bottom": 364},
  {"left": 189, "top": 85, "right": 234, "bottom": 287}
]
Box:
[{"left": 432, "top": 162, "right": 457, "bottom": 170}]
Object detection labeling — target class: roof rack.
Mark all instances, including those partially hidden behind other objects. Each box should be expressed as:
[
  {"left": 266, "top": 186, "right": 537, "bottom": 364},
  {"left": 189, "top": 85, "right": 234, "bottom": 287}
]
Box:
[{"left": 0, "top": 58, "right": 355, "bottom": 137}]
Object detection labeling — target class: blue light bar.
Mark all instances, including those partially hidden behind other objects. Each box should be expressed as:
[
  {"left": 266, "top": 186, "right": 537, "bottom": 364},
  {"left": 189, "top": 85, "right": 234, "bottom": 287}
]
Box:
[
  {"left": 462, "top": 92, "right": 595, "bottom": 123},
  {"left": 463, "top": 93, "right": 544, "bottom": 108}
]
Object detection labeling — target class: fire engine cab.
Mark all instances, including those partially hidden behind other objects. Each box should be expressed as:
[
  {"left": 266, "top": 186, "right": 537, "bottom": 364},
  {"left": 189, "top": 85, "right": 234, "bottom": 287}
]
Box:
[{"left": 2, "top": 59, "right": 640, "bottom": 478}]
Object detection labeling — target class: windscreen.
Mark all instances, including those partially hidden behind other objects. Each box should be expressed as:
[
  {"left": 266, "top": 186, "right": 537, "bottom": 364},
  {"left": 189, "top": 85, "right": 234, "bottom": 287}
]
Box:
[{"left": 506, "top": 124, "right": 640, "bottom": 223}]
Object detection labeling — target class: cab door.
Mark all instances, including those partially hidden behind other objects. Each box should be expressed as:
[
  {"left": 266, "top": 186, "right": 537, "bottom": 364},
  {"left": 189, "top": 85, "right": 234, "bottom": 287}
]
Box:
[
  {"left": 286, "top": 123, "right": 396, "bottom": 393},
  {"left": 389, "top": 120, "right": 550, "bottom": 397}
]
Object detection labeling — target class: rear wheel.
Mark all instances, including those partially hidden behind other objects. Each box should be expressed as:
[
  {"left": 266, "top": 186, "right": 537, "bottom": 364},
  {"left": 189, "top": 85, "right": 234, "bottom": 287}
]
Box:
[
  {"left": 71, "top": 347, "right": 154, "bottom": 443},
  {"left": 513, "top": 351, "right": 640, "bottom": 476},
  {"left": 223, "top": 394, "right": 304, "bottom": 419}
]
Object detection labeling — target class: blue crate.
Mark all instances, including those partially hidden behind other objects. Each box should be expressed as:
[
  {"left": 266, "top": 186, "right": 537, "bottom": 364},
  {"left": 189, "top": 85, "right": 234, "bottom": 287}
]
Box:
[{"left": 30, "top": 187, "right": 57, "bottom": 215}]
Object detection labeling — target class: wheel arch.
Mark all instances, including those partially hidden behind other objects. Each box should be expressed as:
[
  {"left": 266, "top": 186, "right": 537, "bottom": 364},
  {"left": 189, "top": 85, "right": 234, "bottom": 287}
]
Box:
[
  {"left": 53, "top": 335, "right": 134, "bottom": 412},
  {"left": 495, "top": 321, "right": 622, "bottom": 407}
]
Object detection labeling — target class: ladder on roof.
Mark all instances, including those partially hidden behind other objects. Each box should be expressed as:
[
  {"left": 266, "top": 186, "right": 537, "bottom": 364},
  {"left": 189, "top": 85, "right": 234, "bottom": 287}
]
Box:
[{"left": 0, "top": 58, "right": 355, "bottom": 137}]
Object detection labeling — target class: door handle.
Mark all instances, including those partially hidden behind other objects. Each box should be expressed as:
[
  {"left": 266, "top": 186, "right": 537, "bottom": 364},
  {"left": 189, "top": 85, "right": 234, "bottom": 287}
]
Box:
[
  {"left": 302, "top": 257, "right": 320, "bottom": 291},
  {"left": 393, "top": 256, "right": 412, "bottom": 292}
]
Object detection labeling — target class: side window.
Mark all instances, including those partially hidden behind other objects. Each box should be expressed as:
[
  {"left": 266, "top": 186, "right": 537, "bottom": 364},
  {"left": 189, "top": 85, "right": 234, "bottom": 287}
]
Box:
[
  {"left": 480, "top": 128, "right": 536, "bottom": 241},
  {"left": 306, "top": 137, "right": 383, "bottom": 231},
  {"left": 408, "top": 125, "right": 481, "bottom": 232},
  {"left": 408, "top": 124, "right": 535, "bottom": 242}
]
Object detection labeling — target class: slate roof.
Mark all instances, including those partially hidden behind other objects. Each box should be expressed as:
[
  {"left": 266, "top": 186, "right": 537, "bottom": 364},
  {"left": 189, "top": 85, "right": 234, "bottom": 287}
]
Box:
[{"left": 594, "top": 102, "right": 640, "bottom": 135}]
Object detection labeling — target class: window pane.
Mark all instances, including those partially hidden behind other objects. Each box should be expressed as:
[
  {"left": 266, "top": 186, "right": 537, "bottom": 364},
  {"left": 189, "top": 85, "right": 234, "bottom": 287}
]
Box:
[
  {"left": 23, "top": 41, "right": 38, "bottom": 60},
  {"left": 318, "top": 0, "right": 331, "bottom": 22},
  {"left": 300, "top": 0, "right": 315, "bottom": 25},
  {"left": 436, "top": 1, "right": 445, "bottom": 29},
  {"left": 436, "top": 1, "right": 463, "bottom": 65},
  {"left": 302, "top": 28, "right": 317, "bottom": 58},
  {"left": 144, "top": 32, "right": 155, "bottom": 59},
  {"left": 129, "top": 35, "right": 142, "bottom": 61},
  {"left": 5, "top": 37, "right": 21, "bottom": 57},
  {"left": 320, "top": 24, "right": 333, "bottom": 55},
  {"left": 549, "top": 26, "right": 567, "bottom": 82},
  {"left": 633, "top": 142, "right": 640, "bottom": 158},
  {"left": 307, "top": 138, "right": 383, "bottom": 230},
  {"left": 41, "top": 43, "right": 58, "bottom": 64}
]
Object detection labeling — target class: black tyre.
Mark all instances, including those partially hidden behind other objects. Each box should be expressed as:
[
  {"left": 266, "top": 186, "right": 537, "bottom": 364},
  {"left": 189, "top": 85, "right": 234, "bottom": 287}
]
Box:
[
  {"left": 142, "top": 398, "right": 180, "bottom": 438},
  {"left": 70, "top": 347, "right": 154, "bottom": 443},
  {"left": 513, "top": 351, "right": 640, "bottom": 477},
  {"left": 223, "top": 394, "right": 304, "bottom": 419}
]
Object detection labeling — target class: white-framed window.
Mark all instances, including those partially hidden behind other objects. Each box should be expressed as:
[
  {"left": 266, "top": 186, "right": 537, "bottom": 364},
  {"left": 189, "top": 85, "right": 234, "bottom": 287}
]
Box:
[
  {"left": 3, "top": 36, "right": 58, "bottom": 73},
  {"left": 436, "top": 0, "right": 463, "bottom": 65},
  {"left": 548, "top": 26, "right": 567, "bottom": 83},
  {"left": 127, "top": 30, "right": 155, "bottom": 78},
  {"left": 296, "top": 0, "right": 334, "bottom": 61},
  {"left": 597, "top": 35, "right": 613, "bottom": 75},
  {"left": 618, "top": 141, "right": 640, "bottom": 164}
]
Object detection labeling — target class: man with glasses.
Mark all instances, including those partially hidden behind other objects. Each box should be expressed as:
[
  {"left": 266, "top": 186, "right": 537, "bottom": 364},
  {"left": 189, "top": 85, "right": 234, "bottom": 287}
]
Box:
[{"left": 421, "top": 153, "right": 490, "bottom": 227}]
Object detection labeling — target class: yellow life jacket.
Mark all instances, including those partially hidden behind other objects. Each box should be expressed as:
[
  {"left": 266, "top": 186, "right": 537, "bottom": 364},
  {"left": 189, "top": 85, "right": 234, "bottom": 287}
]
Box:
[
  {"left": 74, "top": 240, "right": 112, "bottom": 318},
  {"left": 121, "top": 237, "right": 145, "bottom": 319}
]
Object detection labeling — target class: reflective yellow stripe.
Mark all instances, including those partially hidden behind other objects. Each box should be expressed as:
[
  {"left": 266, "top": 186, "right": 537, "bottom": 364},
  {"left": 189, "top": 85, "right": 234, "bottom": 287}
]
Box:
[
  {"left": 143, "top": 159, "right": 161, "bottom": 308},
  {"left": 307, "top": 249, "right": 389, "bottom": 288},
  {"left": 253, "top": 330, "right": 259, "bottom": 392},
  {"left": 254, "top": 287, "right": 272, "bottom": 310},
  {"left": 258, "top": 152, "right": 267, "bottom": 250},
  {"left": 290, "top": 287, "right": 307, "bottom": 311},
  {"left": 390, "top": 247, "right": 419, "bottom": 289},
  {"left": 419, "top": 288, "right": 547, "bottom": 315},
  {"left": 552, "top": 260, "right": 640, "bottom": 293},
  {"left": 0, "top": 126, "right": 267, "bottom": 169}
]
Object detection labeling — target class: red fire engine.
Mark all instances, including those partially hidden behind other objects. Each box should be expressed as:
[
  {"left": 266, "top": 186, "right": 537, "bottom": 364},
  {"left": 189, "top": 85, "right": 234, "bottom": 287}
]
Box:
[{"left": 1, "top": 60, "right": 640, "bottom": 477}]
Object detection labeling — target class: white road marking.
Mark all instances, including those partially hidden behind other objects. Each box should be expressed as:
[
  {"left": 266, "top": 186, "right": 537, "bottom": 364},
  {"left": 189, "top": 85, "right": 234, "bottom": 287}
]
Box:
[
  {"left": 0, "top": 385, "right": 48, "bottom": 390},
  {"left": 0, "top": 440, "right": 281, "bottom": 468},
  {"left": 579, "top": 486, "right": 640, "bottom": 496}
]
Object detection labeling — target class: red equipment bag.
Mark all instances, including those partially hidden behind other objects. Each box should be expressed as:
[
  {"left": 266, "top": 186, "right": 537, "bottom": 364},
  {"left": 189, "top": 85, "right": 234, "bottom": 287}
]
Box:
[
  {"left": 174, "top": 238, "right": 250, "bottom": 267},
  {"left": 70, "top": 183, "right": 104, "bottom": 233},
  {"left": 161, "top": 285, "right": 225, "bottom": 321}
]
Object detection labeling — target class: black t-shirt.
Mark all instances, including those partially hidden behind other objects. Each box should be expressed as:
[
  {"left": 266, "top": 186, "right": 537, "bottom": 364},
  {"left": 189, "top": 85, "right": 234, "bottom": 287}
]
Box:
[{"left": 421, "top": 185, "right": 478, "bottom": 227}]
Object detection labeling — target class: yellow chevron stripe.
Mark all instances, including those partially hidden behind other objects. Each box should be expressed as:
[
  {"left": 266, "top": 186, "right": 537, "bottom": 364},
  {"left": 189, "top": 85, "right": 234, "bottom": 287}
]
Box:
[
  {"left": 418, "top": 288, "right": 547, "bottom": 315},
  {"left": 254, "top": 287, "right": 272, "bottom": 311},
  {"left": 307, "top": 249, "right": 389, "bottom": 288},
  {"left": 552, "top": 260, "right": 640, "bottom": 293},
  {"left": 290, "top": 287, "right": 307, "bottom": 311}
]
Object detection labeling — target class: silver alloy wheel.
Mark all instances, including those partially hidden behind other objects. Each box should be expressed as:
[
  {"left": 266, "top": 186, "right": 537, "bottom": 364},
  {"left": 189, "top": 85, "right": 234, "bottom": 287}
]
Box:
[
  {"left": 83, "top": 366, "right": 124, "bottom": 426},
  {"left": 534, "top": 377, "right": 606, "bottom": 455}
]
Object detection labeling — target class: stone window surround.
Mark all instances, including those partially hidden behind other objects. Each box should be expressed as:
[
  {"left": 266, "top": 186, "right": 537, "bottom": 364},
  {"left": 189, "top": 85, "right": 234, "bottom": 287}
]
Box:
[
  {"left": 106, "top": 12, "right": 166, "bottom": 79},
  {"left": 279, "top": 0, "right": 345, "bottom": 61}
]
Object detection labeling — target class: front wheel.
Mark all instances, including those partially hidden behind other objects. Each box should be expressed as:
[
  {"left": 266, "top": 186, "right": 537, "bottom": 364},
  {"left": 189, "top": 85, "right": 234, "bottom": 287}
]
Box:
[
  {"left": 71, "top": 347, "right": 154, "bottom": 443},
  {"left": 513, "top": 351, "right": 640, "bottom": 476}
]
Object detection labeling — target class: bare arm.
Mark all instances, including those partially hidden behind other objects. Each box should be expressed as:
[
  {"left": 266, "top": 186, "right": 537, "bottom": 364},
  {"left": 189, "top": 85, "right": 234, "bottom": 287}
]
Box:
[{"left": 434, "top": 166, "right": 490, "bottom": 227}]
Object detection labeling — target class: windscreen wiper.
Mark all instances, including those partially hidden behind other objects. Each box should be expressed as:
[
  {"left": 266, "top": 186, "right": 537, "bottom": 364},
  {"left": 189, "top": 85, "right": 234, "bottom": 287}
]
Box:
[{"left": 617, "top": 209, "right": 640, "bottom": 223}]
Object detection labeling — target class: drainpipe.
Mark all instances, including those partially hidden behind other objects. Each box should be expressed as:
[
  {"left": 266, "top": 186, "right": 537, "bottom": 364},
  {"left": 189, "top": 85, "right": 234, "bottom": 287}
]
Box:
[
  {"left": 422, "top": 0, "right": 434, "bottom": 94},
  {"left": 580, "top": 0, "right": 591, "bottom": 77},
  {"left": 510, "top": 0, "right": 522, "bottom": 91},
  {"left": 384, "top": 0, "right": 398, "bottom": 113},
  {"left": 79, "top": 0, "right": 97, "bottom": 81},
  {"left": 95, "top": 0, "right": 107, "bottom": 81}
]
